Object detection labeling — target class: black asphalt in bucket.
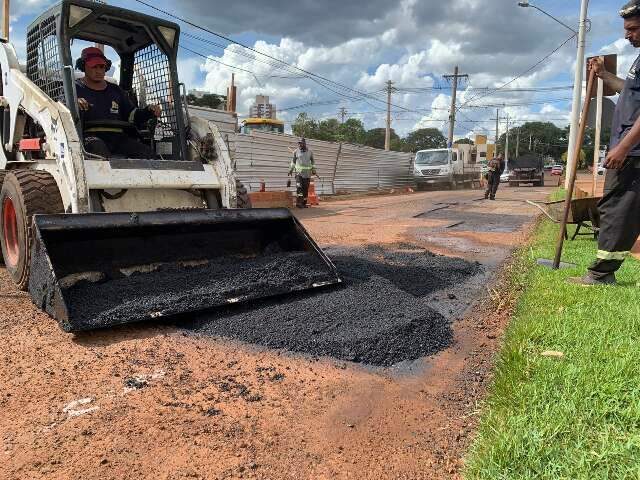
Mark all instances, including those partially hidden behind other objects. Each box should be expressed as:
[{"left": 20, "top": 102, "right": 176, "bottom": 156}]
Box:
[{"left": 28, "top": 209, "right": 341, "bottom": 332}]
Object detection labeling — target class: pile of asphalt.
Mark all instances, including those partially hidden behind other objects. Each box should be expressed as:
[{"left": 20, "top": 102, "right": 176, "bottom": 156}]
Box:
[
  {"left": 61, "top": 251, "right": 338, "bottom": 332},
  {"left": 184, "top": 246, "right": 483, "bottom": 366}
]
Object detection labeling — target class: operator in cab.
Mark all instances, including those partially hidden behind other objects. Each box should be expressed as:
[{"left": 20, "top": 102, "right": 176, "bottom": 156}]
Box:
[{"left": 74, "top": 47, "right": 161, "bottom": 159}]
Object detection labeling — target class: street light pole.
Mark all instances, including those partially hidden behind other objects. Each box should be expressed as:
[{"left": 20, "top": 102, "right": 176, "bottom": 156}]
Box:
[
  {"left": 518, "top": 1, "right": 577, "bottom": 34},
  {"left": 566, "top": 0, "right": 589, "bottom": 189}
]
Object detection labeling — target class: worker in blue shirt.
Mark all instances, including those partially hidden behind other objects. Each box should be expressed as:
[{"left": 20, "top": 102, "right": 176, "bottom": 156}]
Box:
[
  {"left": 74, "top": 47, "right": 161, "bottom": 159},
  {"left": 571, "top": 0, "right": 640, "bottom": 285}
]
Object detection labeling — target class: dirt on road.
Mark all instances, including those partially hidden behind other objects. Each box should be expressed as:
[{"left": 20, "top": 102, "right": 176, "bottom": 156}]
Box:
[{"left": 0, "top": 185, "right": 550, "bottom": 480}]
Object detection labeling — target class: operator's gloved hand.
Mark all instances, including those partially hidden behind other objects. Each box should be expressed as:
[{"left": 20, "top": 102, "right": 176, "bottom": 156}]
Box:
[
  {"left": 147, "top": 104, "right": 162, "bottom": 117},
  {"left": 77, "top": 98, "right": 91, "bottom": 111}
]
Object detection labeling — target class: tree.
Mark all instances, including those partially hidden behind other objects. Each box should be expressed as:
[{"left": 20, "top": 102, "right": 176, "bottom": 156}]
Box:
[
  {"left": 364, "top": 128, "right": 400, "bottom": 150},
  {"left": 561, "top": 149, "right": 586, "bottom": 168},
  {"left": 187, "top": 93, "right": 225, "bottom": 110},
  {"left": 500, "top": 122, "right": 567, "bottom": 161},
  {"left": 316, "top": 118, "right": 341, "bottom": 142},
  {"left": 338, "top": 118, "right": 366, "bottom": 144},
  {"left": 402, "top": 128, "right": 447, "bottom": 152},
  {"left": 292, "top": 112, "right": 319, "bottom": 139},
  {"left": 454, "top": 138, "right": 474, "bottom": 145}
]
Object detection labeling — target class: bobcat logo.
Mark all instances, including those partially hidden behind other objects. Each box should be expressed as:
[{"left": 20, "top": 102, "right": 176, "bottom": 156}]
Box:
[{"left": 110, "top": 101, "right": 119, "bottom": 114}]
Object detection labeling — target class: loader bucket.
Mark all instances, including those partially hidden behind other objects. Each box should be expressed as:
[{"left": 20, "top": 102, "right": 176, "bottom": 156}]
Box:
[{"left": 28, "top": 209, "right": 341, "bottom": 332}]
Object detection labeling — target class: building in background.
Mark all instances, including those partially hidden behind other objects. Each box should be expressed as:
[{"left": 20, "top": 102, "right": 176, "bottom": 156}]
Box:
[
  {"left": 250, "top": 95, "right": 277, "bottom": 119},
  {"left": 241, "top": 95, "right": 284, "bottom": 134}
]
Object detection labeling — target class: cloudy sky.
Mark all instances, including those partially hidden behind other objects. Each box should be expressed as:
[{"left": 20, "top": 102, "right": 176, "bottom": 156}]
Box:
[{"left": 8, "top": 0, "right": 636, "bottom": 139}]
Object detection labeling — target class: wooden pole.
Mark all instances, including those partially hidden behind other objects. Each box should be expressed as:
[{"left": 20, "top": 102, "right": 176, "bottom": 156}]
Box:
[
  {"left": 553, "top": 67, "right": 597, "bottom": 269},
  {"left": 3, "top": 0, "right": 9, "bottom": 41},
  {"left": 592, "top": 71, "right": 603, "bottom": 197}
]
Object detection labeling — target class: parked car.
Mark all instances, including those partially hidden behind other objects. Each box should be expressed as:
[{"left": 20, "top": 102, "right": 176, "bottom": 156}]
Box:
[
  {"left": 597, "top": 163, "right": 605, "bottom": 175},
  {"left": 551, "top": 165, "right": 564, "bottom": 176},
  {"left": 500, "top": 170, "right": 511, "bottom": 183},
  {"left": 543, "top": 164, "right": 553, "bottom": 172}
]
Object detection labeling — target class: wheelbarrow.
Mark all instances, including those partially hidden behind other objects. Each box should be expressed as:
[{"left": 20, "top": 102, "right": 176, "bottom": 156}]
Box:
[{"left": 527, "top": 197, "right": 600, "bottom": 240}]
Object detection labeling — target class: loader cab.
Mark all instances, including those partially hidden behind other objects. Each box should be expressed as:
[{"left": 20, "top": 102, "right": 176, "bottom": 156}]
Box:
[{"left": 25, "top": 0, "right": 188, "bottom": 160}]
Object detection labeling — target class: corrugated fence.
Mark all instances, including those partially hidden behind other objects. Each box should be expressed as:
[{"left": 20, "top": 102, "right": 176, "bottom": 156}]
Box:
[{"left": 233, "top": 131, "right": 415, "bottom": 195}]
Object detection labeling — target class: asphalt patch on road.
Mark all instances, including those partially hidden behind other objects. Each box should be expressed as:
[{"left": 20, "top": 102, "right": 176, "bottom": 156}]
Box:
[
  {"left": 182, "top": 246, "right": 483, "bottom": 367},
  {"left": 418, "top": 209, "right": 531, "bottom": 232}
]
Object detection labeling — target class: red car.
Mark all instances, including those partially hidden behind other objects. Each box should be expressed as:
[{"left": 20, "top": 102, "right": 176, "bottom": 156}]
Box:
[{"left": 551, "top": 165, "right": 564, "bottom": 176}]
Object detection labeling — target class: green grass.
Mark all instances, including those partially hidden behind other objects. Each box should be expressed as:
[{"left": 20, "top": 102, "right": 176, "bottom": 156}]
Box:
[{"left": 464, "top": 213, "right": 640, "bottom": 480}]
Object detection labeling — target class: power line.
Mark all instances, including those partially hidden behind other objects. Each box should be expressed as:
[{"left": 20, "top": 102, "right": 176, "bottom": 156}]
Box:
[
  {"left": 179, "top": 45, "right": 259, "bottom": 75},
  {"left": 459, "top": 33, "right": 577, "bottom": 109},
  {"left": 133, "top": 0, "right": 425, "bottom": 115},
  {"left": 396, "top": 85, "right": 574, "bottom": 93},
  {"left": 182, "top": 31, "right": 308, "bottom": 79}
]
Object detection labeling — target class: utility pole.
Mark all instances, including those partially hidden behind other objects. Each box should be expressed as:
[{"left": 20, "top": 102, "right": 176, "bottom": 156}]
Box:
[
  {"left": 339, "top": 107, "right": 347, "bottom": 124},
  {"left": 385, "top": 80, "right": 395, "bottom": 151},
  {"left": 505, "top": 114, "right": 510, "bottom": 166},
  {"left": 566, "top": 0, "right": 589, "bottom": 189},
  {"left": 494, "top": 108, "right": 500, "bottom": 148},
  {"left": 443, "top": 66, "right": 469, "bottom": 147},
  {"left": 516, "top": 127, "right": 520, "bottom": 158},
  {"left": 491, "top": 109, "right": 510, "bottom": 156},
  {"left": 3, "top": 0, "right": 9, "bottom": 40}
]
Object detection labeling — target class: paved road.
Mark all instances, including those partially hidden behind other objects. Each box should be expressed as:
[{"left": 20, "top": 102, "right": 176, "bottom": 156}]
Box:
[{"left": 0, "top": 184, "right": 552, "bottom": 480}]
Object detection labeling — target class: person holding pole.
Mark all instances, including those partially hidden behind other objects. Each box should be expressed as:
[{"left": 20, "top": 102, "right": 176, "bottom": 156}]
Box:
[{"left": 570, "top": 0, "right": 640, "bottom": 285}]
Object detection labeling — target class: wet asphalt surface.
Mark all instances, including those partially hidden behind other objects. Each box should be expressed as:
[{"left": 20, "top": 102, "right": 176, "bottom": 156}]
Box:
[
  {"left": 182, "top": 245, "right": 483, "bottom": 367},
  {"left": 416, "top": 209, "right": 531, "bottom": 233}
]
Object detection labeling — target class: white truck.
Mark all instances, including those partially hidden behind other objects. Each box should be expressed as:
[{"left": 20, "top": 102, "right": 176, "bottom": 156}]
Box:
[{"left": 413, "top": 144, "right": 484, "bottom": 190}]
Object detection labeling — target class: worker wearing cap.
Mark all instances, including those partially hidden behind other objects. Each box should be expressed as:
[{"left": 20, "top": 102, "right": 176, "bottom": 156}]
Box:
[
  {"left": 484, "top": 153, "right": 505, "bottom": 200},
  {"left": 571, "top": 0, "right": 640, "bottom": 285},
  {"left": 288, "top": 138, "right": 316, "bottom": 208},
  {"left": 74, "top": 47, "right": 161, "bottom": 159}
]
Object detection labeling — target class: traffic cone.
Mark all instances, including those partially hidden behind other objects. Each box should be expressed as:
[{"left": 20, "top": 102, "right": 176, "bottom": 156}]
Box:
[{"left": 308, "top": 180, "right": 319, "bottom": 206}]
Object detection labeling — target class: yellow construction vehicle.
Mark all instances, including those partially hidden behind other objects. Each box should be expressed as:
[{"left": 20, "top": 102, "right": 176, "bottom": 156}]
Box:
[{"left": 241, "top": 118, "right": 285, "bottom": 134}]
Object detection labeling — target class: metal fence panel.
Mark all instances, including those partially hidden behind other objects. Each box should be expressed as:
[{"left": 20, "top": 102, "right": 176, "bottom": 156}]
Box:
[
  {"left": 230, "top": 131, "right": 415, "bottom": 195},
  {"left": 335, "top": 143, "right": 414, "bottom": 193},
  {"left": 234, "top": 132, "right": 339, "bottom": 195}
]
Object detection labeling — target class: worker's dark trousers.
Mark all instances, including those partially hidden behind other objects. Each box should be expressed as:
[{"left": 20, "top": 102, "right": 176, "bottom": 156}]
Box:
[
  {"left": 296, "top": 175, "right": 311, "bottom": 207},
  {"left": 485, "top": 173, "right": 500, "bottom": 199},
  {"left": 588, "top": 159, "right": 640, "bottom": 279},
  {"left": 84, "top": 132, "right": 156, "bottom": 159}
]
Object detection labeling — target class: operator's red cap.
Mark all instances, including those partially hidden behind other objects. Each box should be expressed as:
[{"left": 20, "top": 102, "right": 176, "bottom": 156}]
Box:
[{"left": 81, "top": 47, "right": 108, "bottom": 68}]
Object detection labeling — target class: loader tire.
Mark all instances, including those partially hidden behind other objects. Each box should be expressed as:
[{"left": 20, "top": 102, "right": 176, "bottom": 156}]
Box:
[
  {"left": 0, "top": 170, "right": 5, "bottom": 265},
  {"left": 236, "top": 180, "right": 252, "bottom": 208},
  {"left": 0, "top": 170, "right": 64, "bottom": 290}
]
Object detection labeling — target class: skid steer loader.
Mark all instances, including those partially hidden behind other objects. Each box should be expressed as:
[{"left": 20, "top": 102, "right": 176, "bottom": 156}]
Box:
[{"left": 0, "top": 0, "right": 340, "bottom": 332}]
